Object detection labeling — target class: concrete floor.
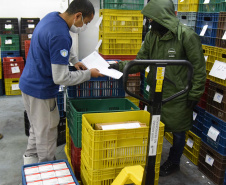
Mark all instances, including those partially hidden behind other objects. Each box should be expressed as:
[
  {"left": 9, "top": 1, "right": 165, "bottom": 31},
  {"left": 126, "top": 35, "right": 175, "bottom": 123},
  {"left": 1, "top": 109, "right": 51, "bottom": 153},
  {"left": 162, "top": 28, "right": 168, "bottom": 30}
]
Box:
[{"left": 0, "top": 95, "right": 215, "bottom": 185}]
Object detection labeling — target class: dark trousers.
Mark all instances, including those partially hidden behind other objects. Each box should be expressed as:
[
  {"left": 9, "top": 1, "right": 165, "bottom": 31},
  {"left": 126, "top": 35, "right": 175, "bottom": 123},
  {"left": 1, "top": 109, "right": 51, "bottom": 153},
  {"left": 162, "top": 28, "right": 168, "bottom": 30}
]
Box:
[{"left": 168, "top": 131, "right": 186, "bottom": 164}]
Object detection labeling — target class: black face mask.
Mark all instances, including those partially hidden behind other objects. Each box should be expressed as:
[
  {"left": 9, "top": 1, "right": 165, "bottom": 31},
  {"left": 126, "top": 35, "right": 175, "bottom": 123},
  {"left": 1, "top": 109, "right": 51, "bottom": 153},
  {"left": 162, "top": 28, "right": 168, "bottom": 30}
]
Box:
[{"left": 150, "top": 20, "right": 169, "bottom": 36}]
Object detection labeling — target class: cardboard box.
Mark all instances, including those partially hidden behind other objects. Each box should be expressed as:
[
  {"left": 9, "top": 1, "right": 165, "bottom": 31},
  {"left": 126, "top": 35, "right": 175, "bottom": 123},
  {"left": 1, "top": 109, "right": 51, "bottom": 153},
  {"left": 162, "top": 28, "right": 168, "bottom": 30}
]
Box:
[{"left": 95, "top": 121, "right": 146, "bottom": 130}]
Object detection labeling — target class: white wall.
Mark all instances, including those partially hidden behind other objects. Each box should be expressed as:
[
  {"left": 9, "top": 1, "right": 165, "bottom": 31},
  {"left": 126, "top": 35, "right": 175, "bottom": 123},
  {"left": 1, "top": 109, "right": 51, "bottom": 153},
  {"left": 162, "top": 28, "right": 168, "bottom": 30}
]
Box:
[{"left": 0, "top": 0, "right": 100, "bottom": 60}]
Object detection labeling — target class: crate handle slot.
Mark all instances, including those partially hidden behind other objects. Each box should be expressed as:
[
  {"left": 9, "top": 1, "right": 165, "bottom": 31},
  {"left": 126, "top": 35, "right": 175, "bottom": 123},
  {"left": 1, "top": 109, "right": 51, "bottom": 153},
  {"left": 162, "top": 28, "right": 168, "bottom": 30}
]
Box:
[
  {"left": 182, "top": 16, "right": 187, "bottom": 20},
  {"left": 206, "top": 149, "right": 214, "bottom": 157},
  {"left": 222, "top": 53, "right": 226, "bottom": 59},
  {"left": 211, "top": 120, "right": 219, "bottom": 126},
  {"left": 188, "top": 134, "right": 194, "bottom": 140},
  {"left": 204, "top": 17, "right": 212, "bottom": 21},
  {"left": 6, "top": 37, "right": 12, "bottom": 40},
  {"left": 216, "top": 88, "right": 223, "bottom": 95},
  {"left": 12, "top": 80, "right": 19, "bottom": 83}
]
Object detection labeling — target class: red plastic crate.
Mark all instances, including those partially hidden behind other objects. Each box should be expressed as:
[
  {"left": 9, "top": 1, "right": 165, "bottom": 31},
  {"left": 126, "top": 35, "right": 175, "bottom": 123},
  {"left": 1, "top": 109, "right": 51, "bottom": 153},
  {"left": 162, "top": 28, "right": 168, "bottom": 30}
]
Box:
[
  {"left": 3, "top": 57, "right": 24, "bottom": 78},
  {"left": 71, "top": 139, "right": 81, "bottom": 180},
  {"left": 25, "top": 40, "right": 31, "bottom": 59}
]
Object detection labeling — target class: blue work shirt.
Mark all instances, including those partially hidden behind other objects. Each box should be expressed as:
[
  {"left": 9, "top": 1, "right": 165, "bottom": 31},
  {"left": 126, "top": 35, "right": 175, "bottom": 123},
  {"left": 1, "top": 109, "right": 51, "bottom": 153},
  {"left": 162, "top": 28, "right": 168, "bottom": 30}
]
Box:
[{"left": 19, "top": 12, "right": 72, "bottom": 99}]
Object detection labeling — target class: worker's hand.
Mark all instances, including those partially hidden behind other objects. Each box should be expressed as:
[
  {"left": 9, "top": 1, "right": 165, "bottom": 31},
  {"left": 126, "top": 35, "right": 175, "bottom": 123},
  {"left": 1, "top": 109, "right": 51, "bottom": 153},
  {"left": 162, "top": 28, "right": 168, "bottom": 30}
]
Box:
[
  {"left": 108, "top": 63, "right": 119, "bottom": 70},
  {"left": 74, "top": 62, "right": 87, "bottom": 70},
  {"left": 187, "top": 100, "right": 198, "bottom": 109},
  {"left": 90, "top": 68, "right": 104, "bottom": 78}
]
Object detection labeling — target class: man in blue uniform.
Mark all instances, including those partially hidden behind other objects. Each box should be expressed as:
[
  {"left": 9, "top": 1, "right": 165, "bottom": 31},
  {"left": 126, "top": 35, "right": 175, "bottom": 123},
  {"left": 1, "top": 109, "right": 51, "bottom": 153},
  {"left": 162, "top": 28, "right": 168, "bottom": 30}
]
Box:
[{"left": 19, "top": 0, "right": 102, "bottom": 164}]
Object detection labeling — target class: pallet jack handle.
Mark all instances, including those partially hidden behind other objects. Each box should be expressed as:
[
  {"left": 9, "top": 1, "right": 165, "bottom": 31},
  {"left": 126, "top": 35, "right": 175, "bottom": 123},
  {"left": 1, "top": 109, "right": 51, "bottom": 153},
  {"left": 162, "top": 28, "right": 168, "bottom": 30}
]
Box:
[
  {"left": 123, "top": 60, "right": 193, "bottom": 185},
  {"left": 123, "top": 60, "right": 193, "bottom": 105}
]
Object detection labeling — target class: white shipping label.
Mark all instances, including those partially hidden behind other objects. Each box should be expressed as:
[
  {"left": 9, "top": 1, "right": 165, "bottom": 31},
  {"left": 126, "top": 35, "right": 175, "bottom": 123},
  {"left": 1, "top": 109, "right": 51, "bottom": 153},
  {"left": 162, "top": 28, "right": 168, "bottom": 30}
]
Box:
[
  {"left": 204, "top": 0, "right": 210, "bottom": 4},
  {"left": 207, "top": 126, "right": 220, "bottom": 141},
  {"left": 28, "top": 34, "right": 32, "bottom": 39},
  {"left": 205, "top": 154, "right": 214, "bottom": 166},
  {"left": 193, "top": 111, "right": 197, "bottom": 121},
  {"left": 95, "top": 16, "right": 103, "bottom": 28},
  {"left": 209, "top": 60, "right": 226, "bottom": 80},
  {"left": 213, "top": 92, "right": 223, "bottom": 103},
  {"left": 186, "top": 138, "right": 194, "bottom": 148},
  {"left": 121, "top": 21, "right": 125, "bottom": 26},
  {"left": 222, "top": 31, "right": 226, "bottom": 40},
  {"left": 146, "top": 85, "right": 150, "bottom": 92},
  {"left": 10, "top": 59, "right": 14, "bottom": 61},
  {"left": 144, "top": 105, "right": 148, "bottom": 111},
  {"left": 5, "top": 24, "right": 12, "bottom": 29},
  {"left": 146, "top": 66, "right": 150, "bottom": 73},
  {"left": 11, "top": 84, "right": 20, "bottom": 90},
  {"left": 5, "top": 39, "right": 12, "bottom": 44},
  {"left": 204, "top": 56, "right": 208, "bottom": 62},
  {"left": 28, "top": 24, "right": 35, "bottom": 28},
  {"left": 200, "top": 25, "right": 208, "bottom": 36},
  {"left": 149, "top": 115, "right": 161, "bottom": 156},
  {"left": 11, "top": 66, "right": 20, "bottom": 73}
]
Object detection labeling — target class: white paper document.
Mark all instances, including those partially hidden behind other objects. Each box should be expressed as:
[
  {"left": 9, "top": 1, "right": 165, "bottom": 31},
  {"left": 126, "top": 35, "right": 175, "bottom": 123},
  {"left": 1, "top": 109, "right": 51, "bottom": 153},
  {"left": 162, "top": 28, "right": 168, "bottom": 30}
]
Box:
[
  {"left": 209, "top": 60, "right": 226, "bottom": 80},
  {"left": 82, "top": 51, "right": 123, "bottom": 79}
]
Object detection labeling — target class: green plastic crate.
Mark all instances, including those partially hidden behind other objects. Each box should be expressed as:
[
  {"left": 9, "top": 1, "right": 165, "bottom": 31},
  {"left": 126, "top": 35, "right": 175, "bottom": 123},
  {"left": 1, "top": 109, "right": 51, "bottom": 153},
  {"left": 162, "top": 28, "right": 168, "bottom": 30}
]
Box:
[
  {"left": 66, "top": 98, "right": 140, "bottom": 148},
  {"left": 0, "top": 34, "right": 20, "bottom": 51},
  {"left": 100, "top": 0, "right": 144, "bottom": 10},
  {"left": 198, "top": 3, "right": 221, "bottom": 12}
]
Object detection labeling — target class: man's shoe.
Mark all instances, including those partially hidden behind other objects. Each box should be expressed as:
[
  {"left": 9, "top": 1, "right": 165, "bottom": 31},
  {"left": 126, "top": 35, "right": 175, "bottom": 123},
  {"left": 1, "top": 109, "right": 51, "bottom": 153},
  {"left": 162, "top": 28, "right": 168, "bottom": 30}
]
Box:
[
  {"left": 159, "top": 160, "right": 180, "bottom": 177},
  {"left": 23, "top": 155, "right": 38, "bottom": 165}
]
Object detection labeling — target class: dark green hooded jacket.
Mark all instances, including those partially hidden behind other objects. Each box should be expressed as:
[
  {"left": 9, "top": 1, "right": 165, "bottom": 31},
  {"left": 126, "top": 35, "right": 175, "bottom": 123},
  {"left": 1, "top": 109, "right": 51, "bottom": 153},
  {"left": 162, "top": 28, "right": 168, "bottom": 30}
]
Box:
[{"left": 118, "top": 0, "right": 206, "bottom": 132}]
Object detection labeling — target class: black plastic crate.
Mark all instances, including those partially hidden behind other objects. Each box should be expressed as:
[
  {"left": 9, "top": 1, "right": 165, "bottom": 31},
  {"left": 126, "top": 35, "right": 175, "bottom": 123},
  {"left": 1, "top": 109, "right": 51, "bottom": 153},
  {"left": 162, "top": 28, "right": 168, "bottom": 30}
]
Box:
[
  {"left": 0, "top": 18, "right": 19, "bottom": 34},
  {"left": 24, "top": 111, "right": 66, "bottom": 146},
  {"left": 20, "top": 17, "right": 40, "bottom": 34}
]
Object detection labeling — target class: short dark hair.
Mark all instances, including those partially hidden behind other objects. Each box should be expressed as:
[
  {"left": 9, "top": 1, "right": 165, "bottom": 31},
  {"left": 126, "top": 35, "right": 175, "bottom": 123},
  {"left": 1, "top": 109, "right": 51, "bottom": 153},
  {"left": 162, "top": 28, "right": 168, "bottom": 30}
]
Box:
[{"left": 66, "top": 0, "right": 95, "bottom": 18}]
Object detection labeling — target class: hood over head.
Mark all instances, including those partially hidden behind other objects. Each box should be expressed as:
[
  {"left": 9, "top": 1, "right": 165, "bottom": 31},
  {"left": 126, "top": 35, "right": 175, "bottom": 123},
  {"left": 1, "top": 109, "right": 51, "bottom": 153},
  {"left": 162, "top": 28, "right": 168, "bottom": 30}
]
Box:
[{"left": 141, "top": 0, "right": 179, "bottom": 34}]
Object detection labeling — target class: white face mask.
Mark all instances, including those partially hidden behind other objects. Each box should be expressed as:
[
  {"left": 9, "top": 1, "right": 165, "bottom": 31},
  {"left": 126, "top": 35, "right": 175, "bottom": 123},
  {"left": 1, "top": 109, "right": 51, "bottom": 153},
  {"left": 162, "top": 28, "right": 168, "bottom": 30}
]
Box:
[{"left": 70, "top": 16, "right": 87, "bottom": 33}]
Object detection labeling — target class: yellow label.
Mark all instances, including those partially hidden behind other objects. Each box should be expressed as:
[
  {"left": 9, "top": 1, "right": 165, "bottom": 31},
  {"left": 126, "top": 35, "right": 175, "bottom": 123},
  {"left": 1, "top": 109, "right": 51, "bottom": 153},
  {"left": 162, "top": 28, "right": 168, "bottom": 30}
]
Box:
[{"left": 155, "top": 85, "right": 163, "bottom": 92}]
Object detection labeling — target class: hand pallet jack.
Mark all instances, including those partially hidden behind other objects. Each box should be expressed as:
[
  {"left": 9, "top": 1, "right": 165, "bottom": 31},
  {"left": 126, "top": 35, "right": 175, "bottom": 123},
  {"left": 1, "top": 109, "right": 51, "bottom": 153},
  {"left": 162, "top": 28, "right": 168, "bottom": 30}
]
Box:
[{"left": 120, "top": 60, "right": 193, "bottom": 185}]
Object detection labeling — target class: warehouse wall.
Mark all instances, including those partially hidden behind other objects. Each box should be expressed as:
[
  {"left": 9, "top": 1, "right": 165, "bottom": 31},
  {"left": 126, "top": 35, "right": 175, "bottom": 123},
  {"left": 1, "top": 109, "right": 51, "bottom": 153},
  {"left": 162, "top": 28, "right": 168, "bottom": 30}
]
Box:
[{"left": 0, "top": 0, "right": 100, "bottom": 60}]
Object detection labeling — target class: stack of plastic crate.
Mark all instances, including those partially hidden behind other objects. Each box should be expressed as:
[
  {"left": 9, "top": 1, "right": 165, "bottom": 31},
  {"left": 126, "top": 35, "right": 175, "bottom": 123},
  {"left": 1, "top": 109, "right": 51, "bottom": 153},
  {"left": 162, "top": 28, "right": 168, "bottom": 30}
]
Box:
[
  {"left": 165, "top": 130, "right": 202, "bottom": 165},
  {"left": 20, "top": 18, "right": 40, "bottom": 61},
  {"left": 172, "top": 0, "right": 178, "bottom": 15},
  {"left": 80, "top": 111, "right": 165, "bottom": 185},
  {"left": 216, "top": 9, "right": 226, "bottom": 48},
  {"left": 98, "top": 0, "right": 144, "bottom": 61},
  {"left": 3, "top": 57, "right": 24, "bottom": 95},
  {"left": 177, "top": 0, "right": 199, "bottom": 31},
  {"left": 66, "top": 98, "right": 139, "bottom": 181},
  {"left": 0, "top": 18, "right": 20, "bottom": 61},
  {"left": 0, "top": 18, "right": 20, "bottom": 95}
]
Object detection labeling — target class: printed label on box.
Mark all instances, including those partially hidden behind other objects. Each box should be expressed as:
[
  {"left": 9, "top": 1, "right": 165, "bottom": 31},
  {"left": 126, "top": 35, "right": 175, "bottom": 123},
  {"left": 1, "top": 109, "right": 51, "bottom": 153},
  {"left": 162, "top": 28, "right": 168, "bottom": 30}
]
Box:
[
  {"left": 146, "top": 85, "right": 150, "bottom": 92},
  {"left": 11, "top": 66, "right": 20, "bottom": 73},
  {"left": 58, "top": 175, "right": 74, "bottom": 184},
  {"left": 26, "top": 173, "right": 42, "bottom": 182},
  {"left": 28, "top": 34, "right": 33, "bottom": 39},
  {"left": 205, "top": 154, "right": 214, "bottom": 166},
  {"left": 193, "top": 111, "right": 197, "bottom": 121},
  {"left": 53, "top": 162, "right": 67, "bottom": 170},
  {"left": 12, "top": 84, "right": 20, "bottom": 91},
  {"left": 5, "top": 39, "right": 12, "bottom": 44},
  {"left": 5, "top": 24, "right": 12, "bottom": 29},
  {"left": 149, "top": 115, "right": 160, "bottom": 156},
  {"left": 28, "top": 24, "right": 35, "bottom": 28},
  {"left": 38, "top": 164, "right": 53, "bottom": 172},
  {"left": 24, "top": 166, "right": 40, "bottom": 175},
  {"left": 186, "top": 138, "right": 194, "bottom": 148},
  {"left": 213, "top": 92, "right": 223, "bottom": 103},
  {"left": 207, "top": 126, "right": 220, "bottom": 141}
]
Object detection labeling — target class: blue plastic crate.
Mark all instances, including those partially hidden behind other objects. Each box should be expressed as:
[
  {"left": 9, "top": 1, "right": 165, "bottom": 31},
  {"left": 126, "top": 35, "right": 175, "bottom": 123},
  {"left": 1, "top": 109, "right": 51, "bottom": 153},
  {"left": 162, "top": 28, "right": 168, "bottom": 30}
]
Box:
[
  {"left": 194, "top": 105, "right": 205, "bottom": 123},
  {"left": 204, "top": 111, "right": 226, "bottom": 132},
  {"left": 1, "top": 50, "right": 20, "bottom": 61},
  {"left": 201, "top": 132, "right": 226, "bottom": 155},
  {"left": 57, "top": 91, "right": 65, "bottom": 117},
  {"left": 196, "top": 13, "right": 219, "bottom": 28},
  {"left": 199, "top": 36, "right": 216, "bottom": 46},
  {"left": 202, "top": 124, "right": 226, "bottom": 146},
  {"left": 67, "top": 66, "right": 125, "bottom": 98},
  {"left": 21, "top": 159, "right": 79, "bottom": 185}
]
